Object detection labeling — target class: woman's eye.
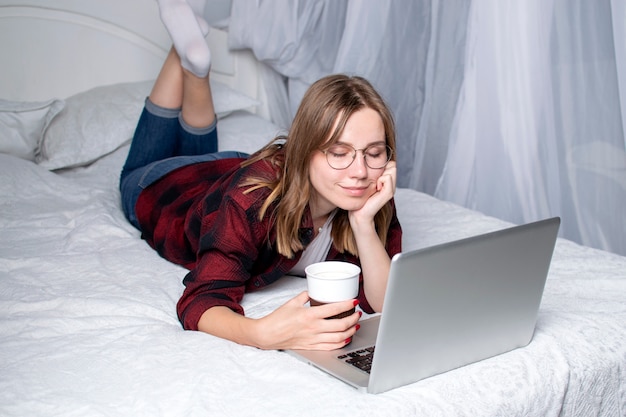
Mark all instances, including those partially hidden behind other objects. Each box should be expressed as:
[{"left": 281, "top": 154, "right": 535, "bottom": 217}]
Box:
[
  {"left": 328, "top": 147, "right": 351, "bottom": 158},
  {"left": 366, "top": 147, "right": 387, "bottom": 159}
]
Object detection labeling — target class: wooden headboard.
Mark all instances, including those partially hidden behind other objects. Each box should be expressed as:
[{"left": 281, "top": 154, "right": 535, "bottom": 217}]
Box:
[{"left": 0, "top": 0, "right": 268, "bottom": 117}]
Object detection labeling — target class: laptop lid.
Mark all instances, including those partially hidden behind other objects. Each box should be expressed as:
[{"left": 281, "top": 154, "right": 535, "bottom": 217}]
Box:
[{"left": 287, "top": 217, "right": 560, "bottom": 394}]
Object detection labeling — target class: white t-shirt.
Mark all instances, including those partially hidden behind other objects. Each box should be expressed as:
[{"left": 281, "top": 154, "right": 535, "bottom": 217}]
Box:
[{"left": 289, "top": 210, "right": 337, "bottom": 277}]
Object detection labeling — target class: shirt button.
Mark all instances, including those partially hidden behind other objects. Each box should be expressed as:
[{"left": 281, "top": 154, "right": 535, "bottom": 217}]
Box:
[{"left": 254, "top": 280, "right": 261, "bottom": 287}]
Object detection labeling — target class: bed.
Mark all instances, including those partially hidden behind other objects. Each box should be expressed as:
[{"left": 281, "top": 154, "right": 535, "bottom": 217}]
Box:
[{"left": 1, "top": 1, "right": 625, "bottom": 416}]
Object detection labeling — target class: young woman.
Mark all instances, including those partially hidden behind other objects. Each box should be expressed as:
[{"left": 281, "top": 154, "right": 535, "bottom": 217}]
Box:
[{"left": 119, "top": 3, "right": 402, "bottom": 351}]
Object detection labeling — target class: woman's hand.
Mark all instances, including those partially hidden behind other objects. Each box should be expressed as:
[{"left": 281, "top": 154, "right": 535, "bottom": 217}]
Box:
[
  {"left": 349, "top": 161, "right": 396, "bottom": 225},
  {"left": 252, "top": 291, "right": 361, "bottom": 350}
]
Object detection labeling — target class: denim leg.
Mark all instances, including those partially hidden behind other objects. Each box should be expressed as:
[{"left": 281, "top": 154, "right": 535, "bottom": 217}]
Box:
[
  {"left": 119, "top": 98, "right": 238, "bottom": 230},
  {"left": 176, "top": 113, "right": 218, "bottom": 155},
  {"left": 121, "top": 99, "right": 180, "bottom": 179},
  {"left": 121, "top": 98, "right": 219, "bottom": 180}
]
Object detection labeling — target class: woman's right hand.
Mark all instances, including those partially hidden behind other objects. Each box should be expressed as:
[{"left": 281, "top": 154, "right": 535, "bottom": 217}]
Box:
[{"left": 252, "top": 291, "right": 361, "bottom": 351}]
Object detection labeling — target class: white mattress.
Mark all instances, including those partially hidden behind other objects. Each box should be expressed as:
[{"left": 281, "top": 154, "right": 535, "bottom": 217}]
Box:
[{"left": 1, "top": 108, "right": 625, "bottom": 416}]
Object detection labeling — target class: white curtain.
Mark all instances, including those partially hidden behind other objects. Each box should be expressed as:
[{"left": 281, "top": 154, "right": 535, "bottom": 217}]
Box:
[{"left": 228, "top": 0, "right": 626, "bottom": 257}]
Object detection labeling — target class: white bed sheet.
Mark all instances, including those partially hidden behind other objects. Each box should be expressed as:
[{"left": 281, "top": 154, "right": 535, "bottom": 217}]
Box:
[{"left": 1, "top": 112, "right": 626, "bottom": 416}]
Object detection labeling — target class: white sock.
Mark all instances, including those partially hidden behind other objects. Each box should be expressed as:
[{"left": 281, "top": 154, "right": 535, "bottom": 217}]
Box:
[
  {"left": 157, "top": 0, "right": 211, "bottom": 77},
  {"left": 188, "top": 0, "right": 210, "bottom": 37}
]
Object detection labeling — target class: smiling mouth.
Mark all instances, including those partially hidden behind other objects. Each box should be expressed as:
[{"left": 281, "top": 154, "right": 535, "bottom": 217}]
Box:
[{"left": 341, "top": 185, "right": 371, "bottom": 196}]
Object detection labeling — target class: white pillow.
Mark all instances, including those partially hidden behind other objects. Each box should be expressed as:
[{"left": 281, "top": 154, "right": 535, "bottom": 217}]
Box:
[
  {"left": 0, "top": 99, "right": 64, "bottom": 161},
  {"left": 36, "top": 80, "right": 259, "bottom": 170}
]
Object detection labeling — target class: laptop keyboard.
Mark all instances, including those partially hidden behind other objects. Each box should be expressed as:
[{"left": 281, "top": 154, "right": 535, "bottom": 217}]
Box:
[{"left": 338, "top": 346, "right": 375, "bottom": 374}]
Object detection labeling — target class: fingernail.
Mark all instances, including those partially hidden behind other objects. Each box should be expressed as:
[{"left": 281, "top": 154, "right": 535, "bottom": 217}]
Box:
[
  {"left": 358, "top": 311, "right": 363, "bottom": 318},
  {"left": 345, "top": 337, "right": 352, "bottom": 344},
  {"left": 356, "top": 324, "right": 361, "bottom": 331},
  {"left": 353, "top": 299, "right": 359, "bottom": 307}
]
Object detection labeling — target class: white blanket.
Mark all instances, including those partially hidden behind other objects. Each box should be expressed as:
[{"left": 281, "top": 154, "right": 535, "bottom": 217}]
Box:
[{"left": 1, "top": 115, "right": 625, "bottom": 416}]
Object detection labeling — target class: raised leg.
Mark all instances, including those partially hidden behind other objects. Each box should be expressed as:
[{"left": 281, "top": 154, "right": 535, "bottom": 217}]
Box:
[{"left": 149, "top": 47, "right": 216, "bottom": 128}]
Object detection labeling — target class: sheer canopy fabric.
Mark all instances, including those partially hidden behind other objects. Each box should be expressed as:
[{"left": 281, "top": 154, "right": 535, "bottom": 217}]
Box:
[{"left": 229, "top": 0, "right": 626, "bottom": 256}]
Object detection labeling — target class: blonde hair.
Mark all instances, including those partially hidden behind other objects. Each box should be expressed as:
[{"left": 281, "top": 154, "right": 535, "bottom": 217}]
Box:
[{"left": 241, "top": 74, "right": 396, "bottom": 258}]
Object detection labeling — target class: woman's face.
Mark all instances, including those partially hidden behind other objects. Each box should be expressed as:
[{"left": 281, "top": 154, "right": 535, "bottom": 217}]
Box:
[{"left": 308, "top": 107, "right": 387, "bottom": 218}]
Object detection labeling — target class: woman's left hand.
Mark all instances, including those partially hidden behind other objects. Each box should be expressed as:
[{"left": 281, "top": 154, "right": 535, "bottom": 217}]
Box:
[{"left": 350, "top": 161, "right": 396, "bottom": 224}]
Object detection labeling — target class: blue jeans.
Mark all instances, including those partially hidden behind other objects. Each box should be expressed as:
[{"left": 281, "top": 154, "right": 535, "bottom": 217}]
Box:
[{"left": 119, "top": 99, "right": 248, "bottom": 229}]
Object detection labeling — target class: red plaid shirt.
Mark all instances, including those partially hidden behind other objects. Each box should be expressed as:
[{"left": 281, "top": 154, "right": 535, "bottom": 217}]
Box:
[{"left": 135, "top": 156, "right": 402, "bottom": 330}]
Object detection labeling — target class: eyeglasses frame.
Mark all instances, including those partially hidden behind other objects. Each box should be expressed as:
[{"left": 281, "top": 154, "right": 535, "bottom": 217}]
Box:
[{"left": 320, "top": 143, "right": 394, "bottom": 170}]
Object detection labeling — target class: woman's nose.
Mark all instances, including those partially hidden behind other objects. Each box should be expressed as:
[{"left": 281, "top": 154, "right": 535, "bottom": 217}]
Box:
[{"left": 348, "top": 151, "right": 368, "bottom": 177}]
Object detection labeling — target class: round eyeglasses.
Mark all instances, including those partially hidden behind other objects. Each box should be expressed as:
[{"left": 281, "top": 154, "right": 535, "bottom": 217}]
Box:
[{"left": 321, "top": 143, "right": 393, "bottom": 170}]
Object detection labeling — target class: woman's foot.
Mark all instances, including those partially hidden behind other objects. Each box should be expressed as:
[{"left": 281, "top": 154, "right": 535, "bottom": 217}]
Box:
[{"left": 157, "top": 0, "right": 211, "bottom": 78}]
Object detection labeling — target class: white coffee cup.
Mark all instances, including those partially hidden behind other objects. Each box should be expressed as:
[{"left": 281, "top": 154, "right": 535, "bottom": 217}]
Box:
[{"left": 305, "top": 261, "right": 360, "bottom": 318}]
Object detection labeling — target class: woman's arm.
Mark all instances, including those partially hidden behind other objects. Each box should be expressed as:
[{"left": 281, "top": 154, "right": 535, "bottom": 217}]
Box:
[
  {"left": 349, "top": 161, "right": 397, "bottom": 312},
  {"left": 197, "top": 292, "right": 361, "bottom": 350}
]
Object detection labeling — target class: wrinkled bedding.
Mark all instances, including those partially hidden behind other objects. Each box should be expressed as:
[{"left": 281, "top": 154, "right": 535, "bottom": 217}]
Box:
[{"left": 1, "top": 112, "right": 625, "bottom": 417}]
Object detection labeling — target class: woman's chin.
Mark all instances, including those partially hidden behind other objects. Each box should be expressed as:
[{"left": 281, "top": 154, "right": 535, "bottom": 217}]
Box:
[{"left": 336, "top": 198, "right": 368, "bottom": 213}]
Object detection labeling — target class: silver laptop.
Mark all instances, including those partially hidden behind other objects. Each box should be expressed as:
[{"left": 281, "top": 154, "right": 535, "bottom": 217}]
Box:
[{"left": 287, "top": 217, "right": 560, "bottom": 394}]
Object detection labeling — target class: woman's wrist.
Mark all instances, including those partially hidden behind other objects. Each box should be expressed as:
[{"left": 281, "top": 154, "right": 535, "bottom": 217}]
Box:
[
  {"left": 348, "top": 214, "right": 376, "bottom": 234},
  {"left": 198, "top": 306, "right": 265, "bottom": 349}
]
